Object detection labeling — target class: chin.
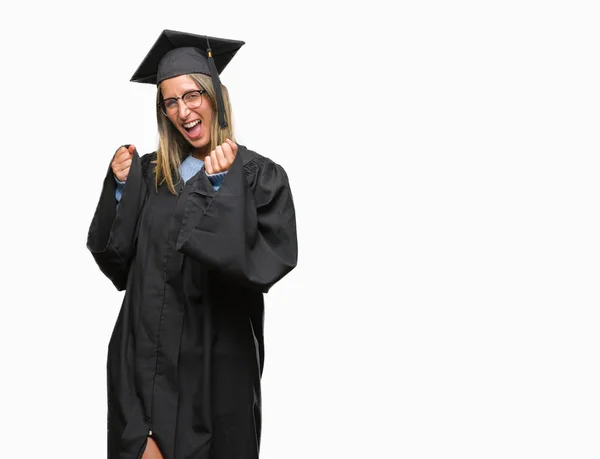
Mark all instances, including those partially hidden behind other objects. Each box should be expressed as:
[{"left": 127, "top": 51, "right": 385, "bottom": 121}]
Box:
[{"left": 191, "top": 138, "right": 210, "bottom": 149}]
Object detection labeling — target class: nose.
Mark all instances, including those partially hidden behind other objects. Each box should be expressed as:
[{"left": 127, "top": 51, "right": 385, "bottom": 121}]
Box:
[{"left": 177, "top": 98, "right": 190, "bottom": 118}]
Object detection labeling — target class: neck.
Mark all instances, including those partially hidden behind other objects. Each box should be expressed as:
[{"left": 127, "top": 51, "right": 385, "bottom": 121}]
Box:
[{"left": 191, "top": 145, "right": 211, "bottom": 161}]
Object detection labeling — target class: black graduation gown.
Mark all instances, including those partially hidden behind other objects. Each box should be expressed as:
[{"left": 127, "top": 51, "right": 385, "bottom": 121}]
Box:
[{"left": 86, "top": 145, "right": 297, "bottom": 459}]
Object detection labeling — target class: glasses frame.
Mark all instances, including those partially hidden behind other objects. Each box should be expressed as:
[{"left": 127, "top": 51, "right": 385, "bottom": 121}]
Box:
[{"left": 158, "top": 89, "right": 207, "bottom": 116}]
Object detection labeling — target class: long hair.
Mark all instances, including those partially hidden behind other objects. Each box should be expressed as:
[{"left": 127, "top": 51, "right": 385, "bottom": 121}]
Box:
[{"left": 154, "top": 73, "right": 235, "bottom": 194}]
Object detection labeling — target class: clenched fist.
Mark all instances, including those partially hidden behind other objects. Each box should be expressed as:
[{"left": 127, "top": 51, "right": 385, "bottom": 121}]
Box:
[
  {"left": 112, "top": 144, "right": 136, "bottom": 182},
  {"left": 204, "top": 139, "right": 238, "bottom": 174}
]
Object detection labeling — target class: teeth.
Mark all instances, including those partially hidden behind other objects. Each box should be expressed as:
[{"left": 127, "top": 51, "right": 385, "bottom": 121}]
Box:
[{"left": 183, "top": 120, "right": 201, "bottom": 128}]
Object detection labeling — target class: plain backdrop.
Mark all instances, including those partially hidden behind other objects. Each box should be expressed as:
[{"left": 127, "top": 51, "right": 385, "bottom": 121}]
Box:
[{"left": 2, "top": 0, "right": 600, "bottom": 458}]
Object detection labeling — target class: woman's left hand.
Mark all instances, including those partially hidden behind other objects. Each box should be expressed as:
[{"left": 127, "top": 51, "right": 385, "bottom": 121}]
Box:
[{"left": 205, "top": 139, "right": 238, "bottom": 174}]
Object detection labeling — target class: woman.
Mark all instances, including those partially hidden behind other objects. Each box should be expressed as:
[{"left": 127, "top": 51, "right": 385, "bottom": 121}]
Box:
[{"left": 87, "top": 30, "right": 298, "bottom": 459}]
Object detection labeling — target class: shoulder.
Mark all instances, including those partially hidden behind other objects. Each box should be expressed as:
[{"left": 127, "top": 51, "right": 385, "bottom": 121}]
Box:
[
  {"left": 140, "top": 152, "right": 157, "bottom": 179},
  {"left": 239, "top": 144, "right": 270, "bottom": 170},
  {"left": 238, "top": 144, "right": 287, "bottom": 182},
  {"left": 237, "top": 145, "right": 292, "bottom": 202}
]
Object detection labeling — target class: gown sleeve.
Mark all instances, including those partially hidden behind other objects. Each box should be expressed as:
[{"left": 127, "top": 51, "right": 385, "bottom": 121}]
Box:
[
  {"left": 87, "top": 151, "right": 147, "bottom": 291},
  {"left": 175, "top": 149, "right": 298, "bottom": 293}
]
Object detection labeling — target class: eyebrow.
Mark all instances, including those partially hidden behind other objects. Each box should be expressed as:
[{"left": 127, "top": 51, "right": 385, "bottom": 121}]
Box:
[{"left": 162, "top": 88, "right": 201, "bottom": 99}]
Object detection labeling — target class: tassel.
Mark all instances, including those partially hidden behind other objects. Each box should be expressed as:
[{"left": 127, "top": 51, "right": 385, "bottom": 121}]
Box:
[{"left": 206, "top": 37, "right": 228, "bottom": 128}]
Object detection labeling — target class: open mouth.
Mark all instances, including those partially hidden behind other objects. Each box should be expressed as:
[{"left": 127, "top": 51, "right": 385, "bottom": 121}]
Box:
[{"left": 183, "top": 119, "right": 202, "bottom": 139}]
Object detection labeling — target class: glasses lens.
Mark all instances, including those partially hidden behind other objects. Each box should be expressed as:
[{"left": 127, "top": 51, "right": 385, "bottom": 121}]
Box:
[
  {"left": 183, "top": 91, "right": 203, "bottom": 109},
  {"left": 160, "top": 99, "right": 179, "bottom": 116},
  {"left": 159, "top": 102, "right": 168, "bottom": 115}
]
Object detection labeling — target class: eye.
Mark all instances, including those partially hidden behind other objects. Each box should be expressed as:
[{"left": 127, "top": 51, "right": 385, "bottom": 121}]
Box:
[
  {"left": 164, "top": 99, "right": 178, "bottom": 109},
  {"left": 184, "top": 91, "right": 201, "bottom": 102}
]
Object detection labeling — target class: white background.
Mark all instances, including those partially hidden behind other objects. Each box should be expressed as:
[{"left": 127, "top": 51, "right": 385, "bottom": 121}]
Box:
[{"left": 1, "top": 0, "right": 600, "bottom": 458}]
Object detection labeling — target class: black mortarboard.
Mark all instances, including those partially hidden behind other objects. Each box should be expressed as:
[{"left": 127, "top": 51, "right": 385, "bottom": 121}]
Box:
[{"left": 130, "top": 29, "right": 245, "bottom": 128}]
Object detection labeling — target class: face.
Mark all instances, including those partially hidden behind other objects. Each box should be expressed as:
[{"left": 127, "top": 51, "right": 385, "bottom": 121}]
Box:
[{"left": 160, "top": 74, "right": 214, "bottom": 154}]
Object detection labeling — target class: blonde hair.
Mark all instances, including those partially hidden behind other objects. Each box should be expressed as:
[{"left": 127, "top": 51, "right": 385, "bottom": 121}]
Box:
[{"left": 154, "top": 73, "right": 235, "bottom": 194}]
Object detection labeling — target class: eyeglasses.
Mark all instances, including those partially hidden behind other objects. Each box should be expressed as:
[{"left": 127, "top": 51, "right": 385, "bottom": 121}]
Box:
[{"left": 158, "top": 89, "right": 206, "bottom": 116}]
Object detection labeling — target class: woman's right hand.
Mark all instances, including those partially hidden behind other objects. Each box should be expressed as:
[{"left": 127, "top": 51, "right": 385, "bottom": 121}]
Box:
[
  {"left": 111, "top": 144, "right": 136, "bottom": 182},
  {"left": 142, "top": 437, "right": 163, "bottom": 459}
]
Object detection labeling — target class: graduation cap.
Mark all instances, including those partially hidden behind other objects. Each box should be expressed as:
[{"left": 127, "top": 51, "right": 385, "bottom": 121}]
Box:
[{"left": 130, "top": 29, "right": 245, "bottom": 128}]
